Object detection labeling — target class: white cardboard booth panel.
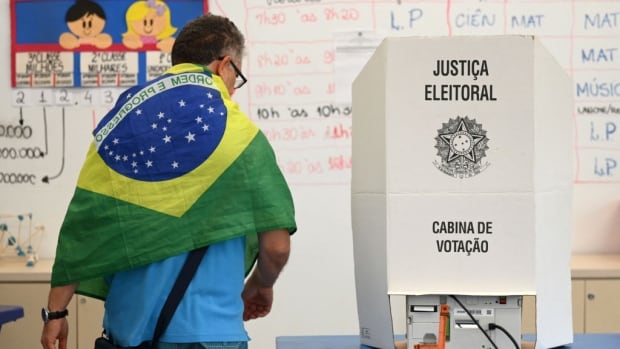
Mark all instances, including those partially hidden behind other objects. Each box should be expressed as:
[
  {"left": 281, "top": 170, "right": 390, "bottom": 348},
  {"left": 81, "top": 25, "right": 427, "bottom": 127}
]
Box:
[{"left": 351, "top": 36, "right": 573, "bottom": 349}]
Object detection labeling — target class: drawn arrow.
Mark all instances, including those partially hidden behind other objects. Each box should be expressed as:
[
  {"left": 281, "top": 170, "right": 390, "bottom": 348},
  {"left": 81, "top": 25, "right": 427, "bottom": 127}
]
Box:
[
  {"left": 39, "top": 107, "right": 48, "bottom": 158},
  {"left": 42, "top": 107, "right": 66, "bottom": 184}
]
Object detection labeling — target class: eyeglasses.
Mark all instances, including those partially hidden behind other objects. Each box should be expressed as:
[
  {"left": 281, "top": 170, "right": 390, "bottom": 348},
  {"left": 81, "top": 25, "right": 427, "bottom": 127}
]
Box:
[{"left": 218, "top": 56, "right": 247, "bottom": 89}]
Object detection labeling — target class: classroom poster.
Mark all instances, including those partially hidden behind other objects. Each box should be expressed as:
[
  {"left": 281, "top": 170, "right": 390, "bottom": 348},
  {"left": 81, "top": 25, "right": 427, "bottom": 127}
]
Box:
[{"left": 10, "top": 0, "right": 208, "bottom": 88}]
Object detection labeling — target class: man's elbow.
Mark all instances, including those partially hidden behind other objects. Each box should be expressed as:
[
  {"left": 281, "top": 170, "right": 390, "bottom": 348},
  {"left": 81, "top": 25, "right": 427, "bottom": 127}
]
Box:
[
  {"left": 260, "top": 230, "right": 291, "bottom": 269},
  {"left": 262, "top": 240, "right": 290, "bottom": 269}
]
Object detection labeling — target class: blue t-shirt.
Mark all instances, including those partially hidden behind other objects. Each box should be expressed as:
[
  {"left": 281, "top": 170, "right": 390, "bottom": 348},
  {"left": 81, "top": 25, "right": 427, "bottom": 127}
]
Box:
[{"left": 103, "top": 236, "right": 249, "bottom": 346}]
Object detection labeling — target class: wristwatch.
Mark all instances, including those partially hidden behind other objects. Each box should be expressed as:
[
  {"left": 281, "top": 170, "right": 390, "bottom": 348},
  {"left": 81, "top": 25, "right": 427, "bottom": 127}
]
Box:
[{"left": 41, "top": 308, "right": 68, "bottom": 322}]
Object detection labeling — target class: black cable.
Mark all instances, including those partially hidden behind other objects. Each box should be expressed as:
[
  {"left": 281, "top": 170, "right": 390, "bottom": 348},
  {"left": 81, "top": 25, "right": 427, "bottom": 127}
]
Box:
[
  {"left": 489, "top": 323, "right": 520, "bottom": 349},
  {"left": 449, "top": 295, "right": 498, "bottom": 349}
]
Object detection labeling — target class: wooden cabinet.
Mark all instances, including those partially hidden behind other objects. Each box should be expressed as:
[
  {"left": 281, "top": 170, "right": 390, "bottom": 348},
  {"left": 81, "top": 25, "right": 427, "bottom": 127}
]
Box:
[
  {"left": 521, "top": 295, "right": 536, "bottom": 333},
  {"left": 0, "top": 258, "right": 103, "bottom": 349},
  {"left": 2, "top": 255, "right": 619, "bottom": 348},
  {"left": 522, "top": 254, "right": 620, "bottom": 334},
  {"left": 571, "top": 280, "right": 585, "bottom": 333},
  {"left": 572, "top": 279, "right": 620, "bottom": 333},
  {"left": 572, "top": 254, "right": 620, "bottom": 333},
  {"left": 76, "top": 295, "right": 105, "bottom": 349},
  {"left": 0, "top": 282, "right": 77, "bottom": 349},
  {"left": 580, "top": 280, "right": 620, "bottom": 332}
]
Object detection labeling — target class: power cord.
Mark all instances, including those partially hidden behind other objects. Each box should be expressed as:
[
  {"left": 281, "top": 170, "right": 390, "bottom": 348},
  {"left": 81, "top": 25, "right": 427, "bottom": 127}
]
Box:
[
  {"left": 489, "top": 323, "right": 520, "bottom": 349},
  {"left": 449, "top": 295, "right": 499, "bottom": 349}
]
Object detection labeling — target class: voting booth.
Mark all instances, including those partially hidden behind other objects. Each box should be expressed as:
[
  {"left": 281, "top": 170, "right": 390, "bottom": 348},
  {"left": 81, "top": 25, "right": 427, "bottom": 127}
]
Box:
[{"left": 351, "top": 36, "right": 574, "bottom": 349}]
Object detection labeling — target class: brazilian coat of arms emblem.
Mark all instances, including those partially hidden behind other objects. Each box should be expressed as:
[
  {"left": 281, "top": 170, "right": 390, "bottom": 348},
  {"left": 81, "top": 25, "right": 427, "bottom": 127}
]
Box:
[{"left": 433, "top": 116, "right": 490, "bottom": 178}]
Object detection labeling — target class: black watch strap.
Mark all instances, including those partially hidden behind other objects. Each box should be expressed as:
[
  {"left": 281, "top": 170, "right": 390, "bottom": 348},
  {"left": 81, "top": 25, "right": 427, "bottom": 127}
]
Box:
[{"left": 42, "top": 308, "right": 68, "bottom": 322}]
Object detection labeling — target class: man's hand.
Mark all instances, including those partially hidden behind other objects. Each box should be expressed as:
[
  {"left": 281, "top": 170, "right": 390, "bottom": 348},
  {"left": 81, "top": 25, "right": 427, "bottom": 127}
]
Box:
[
  {"left": 242, "top": 274, "right": 274, "bottom": 321},
  {"left": 242, "top": 228, "right": 290, "bottom": 321},
  {"left": 41, "top": 318, "right": 69, "bottom": 349},
  {"left": 41, "top": 283, "right": 77, "bottom": 349}
]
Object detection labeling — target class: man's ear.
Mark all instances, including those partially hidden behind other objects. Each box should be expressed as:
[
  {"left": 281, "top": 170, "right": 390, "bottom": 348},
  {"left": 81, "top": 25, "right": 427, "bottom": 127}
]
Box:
[{"left": 214, "top": 56, "right": 229, "bottom": 76}]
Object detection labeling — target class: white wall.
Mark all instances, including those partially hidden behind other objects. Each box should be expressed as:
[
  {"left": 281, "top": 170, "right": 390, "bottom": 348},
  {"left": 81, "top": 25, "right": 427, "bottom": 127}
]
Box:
[{"left": 2, "top": 1, "right": 620, "bottom": 348}]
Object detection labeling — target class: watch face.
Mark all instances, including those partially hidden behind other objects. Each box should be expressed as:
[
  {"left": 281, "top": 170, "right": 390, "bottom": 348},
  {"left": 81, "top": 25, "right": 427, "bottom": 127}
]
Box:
[{"left": 41, "top": 308, "right": 48, "bottom": 322}]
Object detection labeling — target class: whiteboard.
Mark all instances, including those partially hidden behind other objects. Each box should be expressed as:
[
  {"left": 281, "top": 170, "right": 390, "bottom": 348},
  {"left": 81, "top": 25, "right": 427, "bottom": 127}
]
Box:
[
  {"left": 1, "top": 1, "right": 620, "bottom": 348},
  {"left": 206, "top": 0, "right": 620, "bottom": 253}
]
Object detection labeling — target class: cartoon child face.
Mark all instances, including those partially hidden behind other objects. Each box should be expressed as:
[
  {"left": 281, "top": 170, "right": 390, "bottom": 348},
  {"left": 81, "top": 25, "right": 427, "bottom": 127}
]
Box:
[
  {"left": 67, "top": 13, "right": 106, "bottom": 38},
  {"left": 130, "top": 9, "right": 167, "bottom": 37}
]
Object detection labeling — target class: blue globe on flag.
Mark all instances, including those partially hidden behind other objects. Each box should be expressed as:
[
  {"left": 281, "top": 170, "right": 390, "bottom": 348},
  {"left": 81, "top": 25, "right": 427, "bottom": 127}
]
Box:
[{"left": 96, "top": 84, "right": 227, "bottom": 182}]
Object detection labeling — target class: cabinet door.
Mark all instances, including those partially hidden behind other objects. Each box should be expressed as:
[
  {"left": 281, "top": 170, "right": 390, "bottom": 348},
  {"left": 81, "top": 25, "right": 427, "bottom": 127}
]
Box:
[
  {"left": 572, "top": 280, "right": 585, "bottom": 333},
  {"left": 0, "top": 283, "right": 77, "bottom": 349},
  {"left": 584, "top": 279, "right": 620, "bottom": 333},
  {"left": 521, "top": 295, "right": 536, "bottom": 334},
  {"left": 76, "top": 295, "right": 105, "bottom": 349},
  {"left": 522, "top": 280, "right": 585, "bottom": 335}
]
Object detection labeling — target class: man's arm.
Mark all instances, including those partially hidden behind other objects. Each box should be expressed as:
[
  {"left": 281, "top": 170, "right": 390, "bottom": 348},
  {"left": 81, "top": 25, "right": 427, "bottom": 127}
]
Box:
[
  {"left": 242, "top": 228, "right": 290, "bottom": 321},
  {"left": 41, "top": 283, "right": 78, "bottom": 349}
]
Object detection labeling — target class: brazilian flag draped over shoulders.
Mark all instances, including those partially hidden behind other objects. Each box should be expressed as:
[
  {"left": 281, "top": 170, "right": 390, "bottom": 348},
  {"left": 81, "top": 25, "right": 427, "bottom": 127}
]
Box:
[{"left": 51, "top": 64, "right": 296, "bottom": 300}]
